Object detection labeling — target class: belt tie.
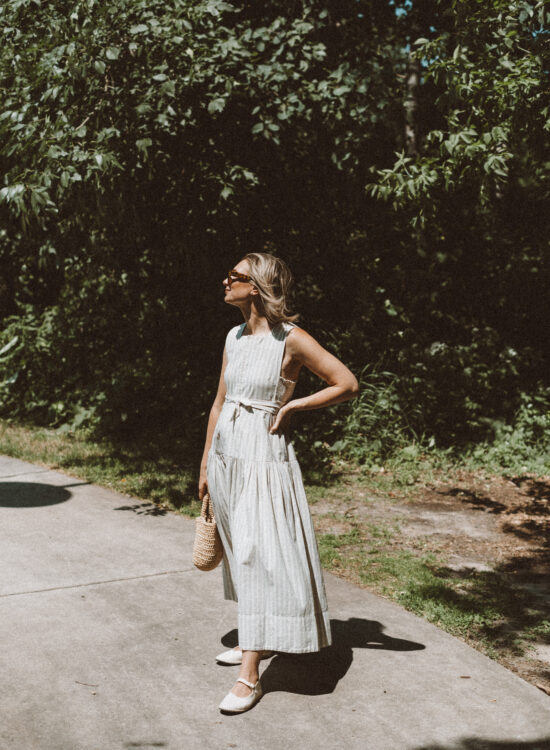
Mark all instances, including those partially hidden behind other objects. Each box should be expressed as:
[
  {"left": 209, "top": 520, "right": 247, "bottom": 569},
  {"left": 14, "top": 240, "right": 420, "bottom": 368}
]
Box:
[{"left": 225, "top": 395, "right": 280, "bottom": 421}]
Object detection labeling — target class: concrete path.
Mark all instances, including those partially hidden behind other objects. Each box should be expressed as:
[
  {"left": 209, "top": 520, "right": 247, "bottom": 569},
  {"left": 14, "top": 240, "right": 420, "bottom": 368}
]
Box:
[{"left": 1, "top": 455, "right": 549, "bottom": 750}]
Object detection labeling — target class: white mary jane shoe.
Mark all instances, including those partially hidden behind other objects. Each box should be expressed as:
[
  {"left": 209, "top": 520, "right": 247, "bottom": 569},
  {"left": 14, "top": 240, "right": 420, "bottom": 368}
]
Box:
[
  {"left": 219, "top": 677, "right": 263, "bottom": 713},
  {"left": 216, "top": 647, "right": 243, "bottom": 665},
  {"left": 215, "top": 648, "right": 275, "bottom": 665}
]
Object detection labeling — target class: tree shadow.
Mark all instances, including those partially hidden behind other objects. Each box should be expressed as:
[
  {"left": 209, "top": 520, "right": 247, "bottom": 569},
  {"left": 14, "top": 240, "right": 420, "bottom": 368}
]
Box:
[
  {"left": 509, "top": 476, "right": 550, "bottom": 505},
  {"left": 501, "top": 521, "right": 550, "bottom": 547},
  {"left": 443, "top": 476, "right": 550, "bottom": 546},
  {"left": 113, "top": 502, "right": 170, "bottom": 516},
  {"left": 419, "top": 562, "right": 550, "bottom": 667},
  {"left": 445, "top": 488, "right": 507, "bottom": 513},
  {"left": 501, "top": 477, "right": 550, "bottom": 547},
  {"left": 53, "top": 434, "right": 198, "bottom": 511},
  {"left": 220, "top": 617, "right": 425, "bottom": 697},
  {"left": 0, "top": 481, "right": 79, "bottom": 507},
  {"left": 413, "top": 738, "right": 550, "bottom": 750}
]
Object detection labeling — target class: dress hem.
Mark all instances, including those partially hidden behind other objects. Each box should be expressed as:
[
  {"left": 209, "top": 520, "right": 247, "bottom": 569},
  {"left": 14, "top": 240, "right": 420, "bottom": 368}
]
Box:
[{"left": 237, "top": 608, "right": 332, "bottom": 653}]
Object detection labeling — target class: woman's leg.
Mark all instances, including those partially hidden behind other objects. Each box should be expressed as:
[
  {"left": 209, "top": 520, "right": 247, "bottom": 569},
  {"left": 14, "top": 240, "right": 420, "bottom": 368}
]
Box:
[{"left": 229, "top": 650, "right": 262, "bottom": 697}]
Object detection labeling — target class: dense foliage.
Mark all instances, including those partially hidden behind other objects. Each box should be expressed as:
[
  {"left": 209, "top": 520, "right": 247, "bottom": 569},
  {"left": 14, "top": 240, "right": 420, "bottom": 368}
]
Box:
[{"left": 0, "top": 0, "right": 548, "bottom": 468}]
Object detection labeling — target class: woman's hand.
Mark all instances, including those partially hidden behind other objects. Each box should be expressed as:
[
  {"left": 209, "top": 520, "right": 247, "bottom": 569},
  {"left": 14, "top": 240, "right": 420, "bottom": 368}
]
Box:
[
  {"left": 269, "top": 403, "right": 295, "bottom": 434},
  {"left": 198, "top": 469, "right": 208, "bottom": 500}
]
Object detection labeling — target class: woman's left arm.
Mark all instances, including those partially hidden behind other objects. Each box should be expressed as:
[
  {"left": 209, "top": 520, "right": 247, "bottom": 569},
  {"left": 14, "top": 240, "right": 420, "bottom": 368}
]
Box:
[{"left": 270, "top": 327, "right": 360, "bottom": 433}]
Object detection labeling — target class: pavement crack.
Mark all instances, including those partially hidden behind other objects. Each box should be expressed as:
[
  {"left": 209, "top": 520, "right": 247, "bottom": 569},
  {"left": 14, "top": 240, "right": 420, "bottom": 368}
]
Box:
[{"left": 0, "top": 568, "right": 196, "bottom": 598}]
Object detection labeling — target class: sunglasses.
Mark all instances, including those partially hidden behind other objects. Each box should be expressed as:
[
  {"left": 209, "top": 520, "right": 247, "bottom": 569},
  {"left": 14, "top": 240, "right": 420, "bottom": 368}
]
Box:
[{"left": 227, "top": 269, "right": 253, "bottom": 287}]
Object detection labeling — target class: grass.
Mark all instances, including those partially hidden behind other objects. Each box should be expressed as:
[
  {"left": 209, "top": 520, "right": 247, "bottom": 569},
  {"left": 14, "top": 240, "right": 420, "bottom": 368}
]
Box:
[
  {"left": 1, "top": 417, "right": 548, "bottom": 684},
  {"left": 317, "top": 516, "right": 549, "bottom": 665},
  {"left": 0, "top": 419, "right": 203, "bottom": 516}
]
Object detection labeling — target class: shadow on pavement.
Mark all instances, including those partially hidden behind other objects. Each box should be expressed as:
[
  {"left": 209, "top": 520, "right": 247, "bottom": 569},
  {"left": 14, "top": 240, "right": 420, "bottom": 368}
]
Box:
[
  {"left": 413, "top": 738, "right": 550, "bottom": 750},
  {"left": 221, "top": 617, "right": 425, "bottom": 697},
  {"left": 113, "top": 501, "right": 170, "bottom": 516},
  {"left": 0, "top": 481, "right": 85, "bottom": 507}
]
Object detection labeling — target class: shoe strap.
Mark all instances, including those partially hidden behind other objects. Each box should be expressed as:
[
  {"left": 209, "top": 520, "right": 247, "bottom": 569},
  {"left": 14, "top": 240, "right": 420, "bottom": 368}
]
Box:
[{"left": 237, "top": 678, "right": 256, "bottom": 689}]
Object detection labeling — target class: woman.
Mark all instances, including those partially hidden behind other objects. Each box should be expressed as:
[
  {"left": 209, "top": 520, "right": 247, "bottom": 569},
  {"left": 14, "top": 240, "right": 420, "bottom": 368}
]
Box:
[{"left": 199, "top": 253, "right": 359, "bottom": 713}]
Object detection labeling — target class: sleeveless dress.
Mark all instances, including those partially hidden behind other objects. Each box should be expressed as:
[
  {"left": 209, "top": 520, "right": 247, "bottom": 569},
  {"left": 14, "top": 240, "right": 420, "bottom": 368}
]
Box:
[{"left": 206, "top": 320, "right": 332, "bottom": 653}]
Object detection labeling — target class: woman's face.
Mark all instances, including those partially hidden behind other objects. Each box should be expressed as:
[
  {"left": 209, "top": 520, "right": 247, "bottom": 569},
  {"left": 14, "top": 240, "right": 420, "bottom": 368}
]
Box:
[{"left": 223, "top": 260, "right": 256, "bottom": 306}]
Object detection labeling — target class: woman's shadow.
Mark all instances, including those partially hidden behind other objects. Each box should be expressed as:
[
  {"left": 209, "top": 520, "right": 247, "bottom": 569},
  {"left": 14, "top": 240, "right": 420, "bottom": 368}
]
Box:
[{"left": 221, "top": 617, "right": 425, "bottom": 696}]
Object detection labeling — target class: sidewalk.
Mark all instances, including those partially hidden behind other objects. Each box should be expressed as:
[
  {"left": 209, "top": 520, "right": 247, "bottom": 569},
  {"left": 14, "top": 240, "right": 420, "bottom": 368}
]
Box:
[{"left": 1, "top": 455, "right": 549, "bottom": 750}]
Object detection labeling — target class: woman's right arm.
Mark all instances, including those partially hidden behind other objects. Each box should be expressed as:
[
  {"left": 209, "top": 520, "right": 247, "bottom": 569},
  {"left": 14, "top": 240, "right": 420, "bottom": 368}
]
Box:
[{"left": 198, "top": 345, "right": 228, "bottom": 500}]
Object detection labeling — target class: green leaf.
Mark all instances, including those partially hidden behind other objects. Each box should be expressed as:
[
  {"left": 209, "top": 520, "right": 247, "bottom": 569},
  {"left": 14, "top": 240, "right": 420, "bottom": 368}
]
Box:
[
  {"left": 207, "top": 98, "right": 226, "bottom": 115},
  {"left": 0, "top": 336, "right": 19, "bottom": 357},
  {"left": 384, "top": 299, "right": 398, "bottom": 317},
  {"left": 160, "top": 81, "right": 176, "bottom": 98},
  {"left": 105, "top": 47, "right": 120, "bottom": 60},
  {"left": 136, "top": 138, "right": 152, "bottom": 153}
]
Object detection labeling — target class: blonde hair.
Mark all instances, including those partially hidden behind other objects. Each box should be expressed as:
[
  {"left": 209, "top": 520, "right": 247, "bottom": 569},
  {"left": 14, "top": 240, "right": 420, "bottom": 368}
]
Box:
[{"left": 240, "top": 252, "right": 300, "bottom": 326}]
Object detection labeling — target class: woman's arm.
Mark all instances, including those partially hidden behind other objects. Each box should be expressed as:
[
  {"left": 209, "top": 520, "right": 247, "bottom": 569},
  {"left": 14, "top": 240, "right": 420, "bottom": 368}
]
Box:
[
  {"left": 270, "top": 327, "right": 359, "bottom": 433},
  {"left": 198, "top": 346, "right": 228, "bottom": 498}
]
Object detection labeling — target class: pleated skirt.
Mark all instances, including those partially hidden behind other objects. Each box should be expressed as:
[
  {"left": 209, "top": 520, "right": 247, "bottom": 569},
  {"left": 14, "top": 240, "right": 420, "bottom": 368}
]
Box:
[{"left": 206, "top": 449, "right": 332, "bottom": 653}]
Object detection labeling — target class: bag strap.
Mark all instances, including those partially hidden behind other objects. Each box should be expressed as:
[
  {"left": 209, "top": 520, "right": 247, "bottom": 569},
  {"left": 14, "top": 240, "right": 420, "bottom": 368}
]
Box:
[{"left": 201, "top": 492, "right": 214, "bottom": 523}]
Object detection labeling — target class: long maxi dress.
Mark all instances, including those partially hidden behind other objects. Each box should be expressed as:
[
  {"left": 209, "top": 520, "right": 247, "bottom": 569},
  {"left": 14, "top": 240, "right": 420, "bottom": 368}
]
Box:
[{"left": 206, "top": 320, "right": 332, "bottom": 653}]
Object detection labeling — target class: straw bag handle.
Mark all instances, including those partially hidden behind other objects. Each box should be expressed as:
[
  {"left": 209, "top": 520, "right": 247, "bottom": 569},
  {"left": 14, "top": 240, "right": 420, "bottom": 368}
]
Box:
[{"left": 201, "top": 492, "right": 215, "bottom": 523}]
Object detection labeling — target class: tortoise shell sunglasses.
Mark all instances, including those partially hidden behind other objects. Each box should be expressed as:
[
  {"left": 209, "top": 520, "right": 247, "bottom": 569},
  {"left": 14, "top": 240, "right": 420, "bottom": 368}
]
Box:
[{"left": 227, "top": 269, "right": 254, "bottom": 287}]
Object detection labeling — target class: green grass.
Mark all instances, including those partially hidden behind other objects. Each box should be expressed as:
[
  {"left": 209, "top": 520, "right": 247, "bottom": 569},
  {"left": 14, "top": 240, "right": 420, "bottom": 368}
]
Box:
[
  {"left": 318, "top": 527, "right": 363, "bottom": 566},
  {"left": 1, "top": 417, "right": 548, "bottom": 676},
  {"left": 318, "top": 519, "right": 549, "bottom": 663},
  {"left": 342, "top": 430, "right": 550, "bottom": 497},
  {"left": 0, "top": 419, "right": 202, "bottom": 516},
  {"left": 463, "top": 442, "right": 550, "bottom": 477}
]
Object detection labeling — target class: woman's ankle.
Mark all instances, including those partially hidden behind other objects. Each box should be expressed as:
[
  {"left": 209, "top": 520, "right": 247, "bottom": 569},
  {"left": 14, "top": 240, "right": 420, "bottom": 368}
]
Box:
[{"left": 238, "top": 671, "right": 259, "bottom": 684}]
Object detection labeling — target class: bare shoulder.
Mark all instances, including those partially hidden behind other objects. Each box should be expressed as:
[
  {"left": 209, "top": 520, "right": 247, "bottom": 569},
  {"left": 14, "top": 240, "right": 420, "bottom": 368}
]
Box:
[
  {"left": 285, "top": 323, "right": 358, "bottom": 391},
  {"left": 286, "top": 324, "right": 322, "bottom": 356},
  {"left": 285, "top": 324, "right": 330, "bottom": 372}
]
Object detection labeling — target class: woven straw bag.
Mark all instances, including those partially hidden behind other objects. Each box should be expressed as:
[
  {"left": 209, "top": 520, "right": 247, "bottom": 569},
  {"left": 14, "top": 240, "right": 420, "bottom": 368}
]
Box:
[{"left": 193, "top": 492, "right": 223, "bottom": 571}]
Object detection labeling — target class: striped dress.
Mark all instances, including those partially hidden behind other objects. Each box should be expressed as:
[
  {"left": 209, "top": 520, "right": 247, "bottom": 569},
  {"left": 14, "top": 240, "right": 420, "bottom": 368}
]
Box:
[{"left": 206, "top": 320, "right": 332, "bottom": 653}]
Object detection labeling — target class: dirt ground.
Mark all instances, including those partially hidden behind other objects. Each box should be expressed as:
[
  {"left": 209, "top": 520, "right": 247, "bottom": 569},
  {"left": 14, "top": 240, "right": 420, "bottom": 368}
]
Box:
[{"left": 309, "top": 467, "right": 550, "bottom": 696}]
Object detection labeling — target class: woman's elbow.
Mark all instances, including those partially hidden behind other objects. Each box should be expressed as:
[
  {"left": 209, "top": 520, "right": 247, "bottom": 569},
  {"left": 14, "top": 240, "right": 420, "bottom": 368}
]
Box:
[{"left": 344, "top": 377, "right": 360, "bottom": 399}]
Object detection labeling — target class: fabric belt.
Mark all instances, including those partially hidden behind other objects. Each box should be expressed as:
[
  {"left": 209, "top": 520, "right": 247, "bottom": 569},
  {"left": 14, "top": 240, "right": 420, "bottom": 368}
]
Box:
[{"left": 224, "top": 395, "right": 280, "bottom": 419}]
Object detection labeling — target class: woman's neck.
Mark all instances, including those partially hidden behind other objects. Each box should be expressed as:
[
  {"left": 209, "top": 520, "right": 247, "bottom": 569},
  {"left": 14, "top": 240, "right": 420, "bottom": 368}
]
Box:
[{"left": 243, "top": 311, "right": 271, "bottom": 336}]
